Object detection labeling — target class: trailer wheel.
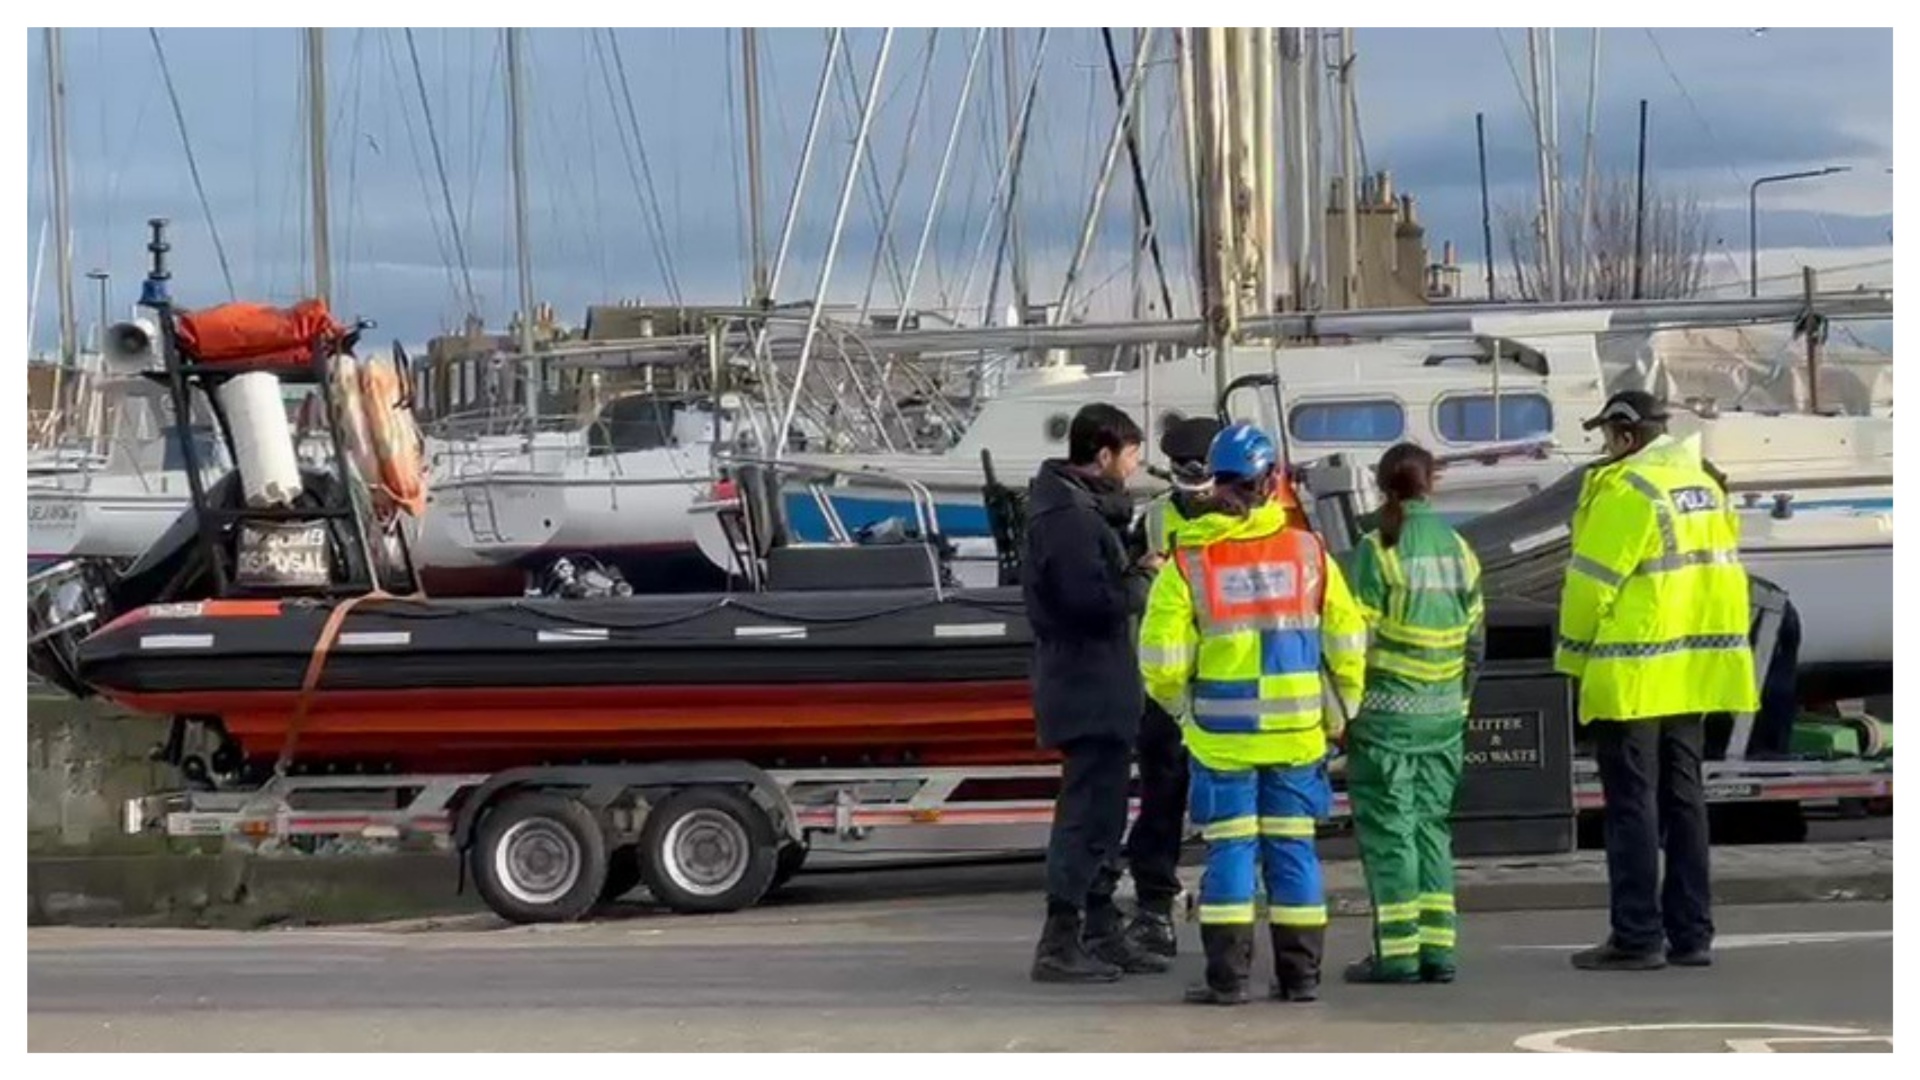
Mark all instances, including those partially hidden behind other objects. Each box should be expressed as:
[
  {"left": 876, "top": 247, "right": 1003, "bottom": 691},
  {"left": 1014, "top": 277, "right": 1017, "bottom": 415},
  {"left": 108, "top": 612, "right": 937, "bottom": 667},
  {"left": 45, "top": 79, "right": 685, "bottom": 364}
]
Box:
[
  {"left": 638, "top": 787, "right": 777, "bottom": 914},
  {"left": 600, "top": 845, "right": 643, "bottom": 903},
  {"left": 472, "top": 792, "right": 608, "bottom": 924}
]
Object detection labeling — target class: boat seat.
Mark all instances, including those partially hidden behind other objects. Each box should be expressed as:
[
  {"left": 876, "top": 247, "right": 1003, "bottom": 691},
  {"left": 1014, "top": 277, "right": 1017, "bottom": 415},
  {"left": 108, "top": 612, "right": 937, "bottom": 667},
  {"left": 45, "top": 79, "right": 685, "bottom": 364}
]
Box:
[{"left": 765, "top": 543, "right": 941, "bottom": 592}]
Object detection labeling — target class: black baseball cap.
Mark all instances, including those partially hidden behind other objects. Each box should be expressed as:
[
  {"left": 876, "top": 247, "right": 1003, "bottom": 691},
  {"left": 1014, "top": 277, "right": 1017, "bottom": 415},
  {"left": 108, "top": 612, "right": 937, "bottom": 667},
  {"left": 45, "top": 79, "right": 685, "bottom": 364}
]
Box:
[
  {"left": 1160, "top": 416, "right": 1225, "bottom": 467},
  {"left": 1581, "top": 389, "right": 1670, "bottom": 432}
]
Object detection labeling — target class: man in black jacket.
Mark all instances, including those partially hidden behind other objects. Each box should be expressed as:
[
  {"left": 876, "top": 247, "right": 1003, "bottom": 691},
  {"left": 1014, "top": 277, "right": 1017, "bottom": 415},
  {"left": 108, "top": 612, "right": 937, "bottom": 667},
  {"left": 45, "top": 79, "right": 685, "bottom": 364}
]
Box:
[
  {"left": 1024, "top": 403, "right": 1166, "bottom": 983},
  {"left": 1085, "top": 416, "right": 1221, "bottom": 962}
]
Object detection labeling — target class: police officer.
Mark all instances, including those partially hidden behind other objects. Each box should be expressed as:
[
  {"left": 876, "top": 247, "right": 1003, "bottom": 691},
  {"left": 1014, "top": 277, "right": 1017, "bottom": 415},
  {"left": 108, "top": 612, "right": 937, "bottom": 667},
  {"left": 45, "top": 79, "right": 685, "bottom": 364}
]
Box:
[
  {"left": 1140, "top": 424, "right": 1367, "bottom": 1005},
  {"left": 1556, "top": 390, "right": 1758, "bottom": 971}
]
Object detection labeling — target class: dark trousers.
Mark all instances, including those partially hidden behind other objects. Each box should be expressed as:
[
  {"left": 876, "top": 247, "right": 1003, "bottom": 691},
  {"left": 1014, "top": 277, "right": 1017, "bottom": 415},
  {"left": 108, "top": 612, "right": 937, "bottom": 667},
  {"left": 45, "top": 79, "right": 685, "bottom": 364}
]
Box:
[
  {"left": 1090, "top": 700, "right": 1191, "bottom": 914},
  {"left": 1591, "top": 716, "right": 1714, "bottom": 955},
  {"left": 1046, "top": 735, "right": 1133, "bottom": 912}
]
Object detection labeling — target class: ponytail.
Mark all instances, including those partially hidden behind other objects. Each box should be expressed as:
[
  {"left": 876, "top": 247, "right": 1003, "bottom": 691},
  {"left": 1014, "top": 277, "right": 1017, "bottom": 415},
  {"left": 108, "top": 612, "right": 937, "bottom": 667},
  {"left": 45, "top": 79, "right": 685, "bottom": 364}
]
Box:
[{"left": 1374, "top": 442, "right": 1437, "bottom": 550}]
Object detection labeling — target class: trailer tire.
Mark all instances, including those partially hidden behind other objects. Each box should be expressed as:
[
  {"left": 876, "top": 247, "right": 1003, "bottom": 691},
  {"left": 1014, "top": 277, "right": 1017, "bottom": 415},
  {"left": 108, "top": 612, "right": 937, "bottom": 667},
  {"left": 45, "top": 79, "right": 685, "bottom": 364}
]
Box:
[
  {"left": 471, "top": 792, "right": 608, "bottom": 924},
  {"left": 638, "top": 787, "right": 777, "bottom": 914},
  {"left": 600, "top": 845, "right": 643, "bottom": 903}
]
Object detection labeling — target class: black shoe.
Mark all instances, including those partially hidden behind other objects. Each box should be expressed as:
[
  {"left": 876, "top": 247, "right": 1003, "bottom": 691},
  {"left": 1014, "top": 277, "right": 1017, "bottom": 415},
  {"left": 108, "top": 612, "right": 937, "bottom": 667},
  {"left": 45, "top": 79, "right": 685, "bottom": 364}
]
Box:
[
  {"left": 1185, "top": 925, "right": 1255, "bottom": 1006},
  {"left": 1125, "top": 908, "right": 1178, "bottom": 960},
  {"left": 1084, "top": 901, "right": 1171, "bottom": 974},
  {"left": 1570, "top": 942, "right": 1667, "bottom": 972},
  {"left": 1031, "top": 909, "right": 1123, "bottom": 984},
  {"left": 1268, "top": 977, "right": 1320, "bottom": 1002},
  {"left": 1343, "top": 956, "right": 1421, "bottom": 984},
  {"left": 1089, "top": 929, "right": 1173, "bottom": 974},
  {"left": 1269, "top": 925, "right": 1326, "bottom": 998},
  {"left": 1184, "top": 982, "right": 1252, "bottom": 1005},
  {"left": 1420, "top": 962, "right": 1456, "bottom": 984},
  {"left": 1667, "top": 946, "right": 1713, "bottom": 968}
]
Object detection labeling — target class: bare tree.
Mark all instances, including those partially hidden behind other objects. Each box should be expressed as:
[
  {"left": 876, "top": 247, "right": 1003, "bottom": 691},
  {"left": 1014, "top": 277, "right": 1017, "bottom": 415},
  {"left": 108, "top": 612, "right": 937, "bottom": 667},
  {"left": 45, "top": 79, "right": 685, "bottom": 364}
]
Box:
[{"left": 1500, "top": 174, "right": 1710, "bottom": 301}]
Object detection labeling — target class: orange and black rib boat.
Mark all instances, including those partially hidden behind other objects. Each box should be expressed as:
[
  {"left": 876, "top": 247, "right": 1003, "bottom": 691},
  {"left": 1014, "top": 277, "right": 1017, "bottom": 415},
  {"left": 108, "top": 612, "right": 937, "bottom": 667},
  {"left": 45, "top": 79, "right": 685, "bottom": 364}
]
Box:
[{"left": 70, "top": 586, "right": 1039, "bottom": 775}]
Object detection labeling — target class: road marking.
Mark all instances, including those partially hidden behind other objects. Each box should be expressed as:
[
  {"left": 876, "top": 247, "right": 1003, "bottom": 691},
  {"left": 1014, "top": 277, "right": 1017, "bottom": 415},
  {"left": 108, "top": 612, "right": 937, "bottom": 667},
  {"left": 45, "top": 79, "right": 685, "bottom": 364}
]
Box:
[
  {"left": 1504, "top": 930, "right": 1891, "bottom": 951},
  {"left": 1517, "top": 1023, "right": 1872, "bottom": 1053},
  {"left": 1724, "top": 1036, "right": 1893, "bottom": 1052}
]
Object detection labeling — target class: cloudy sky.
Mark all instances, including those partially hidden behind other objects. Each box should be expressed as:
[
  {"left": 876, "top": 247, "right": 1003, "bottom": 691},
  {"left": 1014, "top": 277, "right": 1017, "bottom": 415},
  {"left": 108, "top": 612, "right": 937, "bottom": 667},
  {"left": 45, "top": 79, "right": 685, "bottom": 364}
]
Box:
[{"left": 23, "top": 27, "right": 1893, "bottom": 351}]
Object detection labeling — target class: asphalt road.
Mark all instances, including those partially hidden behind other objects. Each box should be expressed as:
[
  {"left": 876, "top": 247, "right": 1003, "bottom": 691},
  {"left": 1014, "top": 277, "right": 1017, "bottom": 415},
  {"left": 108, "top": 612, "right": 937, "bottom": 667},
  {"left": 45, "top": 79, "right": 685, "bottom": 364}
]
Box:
[{"left": 29, "top": 881, "right": 1893, "bottom": 1052}]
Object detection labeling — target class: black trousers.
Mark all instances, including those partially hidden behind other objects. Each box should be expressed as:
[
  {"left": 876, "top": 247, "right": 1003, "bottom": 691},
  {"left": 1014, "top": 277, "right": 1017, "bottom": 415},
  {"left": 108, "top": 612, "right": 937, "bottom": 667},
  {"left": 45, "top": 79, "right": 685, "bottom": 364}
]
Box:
[
  {"left": 1591, "top": 716, "right": 1714, "bottom": 955},
  {"left": 1046, "top": 735, "right": 1134, "bottom": 912},
  {"left": 1088, "top": 700, "right": 1191, "bottom": 914}
]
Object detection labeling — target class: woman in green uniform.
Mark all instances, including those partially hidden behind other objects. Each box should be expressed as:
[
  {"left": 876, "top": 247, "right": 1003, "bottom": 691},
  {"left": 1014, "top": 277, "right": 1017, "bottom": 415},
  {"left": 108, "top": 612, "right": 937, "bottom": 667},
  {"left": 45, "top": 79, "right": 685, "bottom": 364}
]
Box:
[{"left": 1342, "top": 442, "right": 1486, "bottom": 985}]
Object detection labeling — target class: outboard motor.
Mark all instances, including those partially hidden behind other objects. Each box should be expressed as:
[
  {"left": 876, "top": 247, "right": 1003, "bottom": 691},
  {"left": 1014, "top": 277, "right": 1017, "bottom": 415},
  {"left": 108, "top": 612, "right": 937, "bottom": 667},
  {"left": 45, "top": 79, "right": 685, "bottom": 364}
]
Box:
[
  {"left": 1291, "top": 453, "right": 1380, "bottom": 559},
  {"left": 26, "top": 558, "right": 120, "bottom": 698}
]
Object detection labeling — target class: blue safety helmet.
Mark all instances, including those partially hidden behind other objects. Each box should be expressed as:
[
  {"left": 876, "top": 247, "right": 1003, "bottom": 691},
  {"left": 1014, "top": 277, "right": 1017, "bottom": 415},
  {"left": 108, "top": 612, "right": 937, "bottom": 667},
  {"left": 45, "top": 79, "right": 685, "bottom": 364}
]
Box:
[{"left": 1207, "top": 423, "right": 1278, "bottom": 482}]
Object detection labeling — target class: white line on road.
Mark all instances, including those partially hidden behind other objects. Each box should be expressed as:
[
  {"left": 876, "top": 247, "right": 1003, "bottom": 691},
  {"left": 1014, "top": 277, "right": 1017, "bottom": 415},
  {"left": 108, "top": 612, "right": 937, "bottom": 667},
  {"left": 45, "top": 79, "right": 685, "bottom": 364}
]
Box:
[
  {"left": 1504, "top": 930, "right": 1892, "bottom": 951},
  {"left": 1517, "top": 1023, "right": 1872, "bottom": 1053}
]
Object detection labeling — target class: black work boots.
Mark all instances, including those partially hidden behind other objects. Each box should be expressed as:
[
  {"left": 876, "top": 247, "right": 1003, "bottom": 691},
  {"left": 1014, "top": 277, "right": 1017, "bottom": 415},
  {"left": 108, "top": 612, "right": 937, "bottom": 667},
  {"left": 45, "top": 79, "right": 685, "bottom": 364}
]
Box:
[
  {"left": 1086, "top": 902, "right": 1174, "bottom": 974},
  {"left": 1031, "top": 907, "right": 1122, "bottom": 983},
  {"left": 1184, "top": 925, "right": 1256, "bottom": 1005},
  {"left": 1269, "top": 925, "right": 1325, "bottom": 1002}
]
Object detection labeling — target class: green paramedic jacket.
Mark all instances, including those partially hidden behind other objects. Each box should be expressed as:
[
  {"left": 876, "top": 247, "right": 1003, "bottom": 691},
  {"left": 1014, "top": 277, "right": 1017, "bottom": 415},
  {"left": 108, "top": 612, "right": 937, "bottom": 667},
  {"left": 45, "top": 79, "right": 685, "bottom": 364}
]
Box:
[{"left": 1346, "top": 501, "right": 1486, "bottom": 751}]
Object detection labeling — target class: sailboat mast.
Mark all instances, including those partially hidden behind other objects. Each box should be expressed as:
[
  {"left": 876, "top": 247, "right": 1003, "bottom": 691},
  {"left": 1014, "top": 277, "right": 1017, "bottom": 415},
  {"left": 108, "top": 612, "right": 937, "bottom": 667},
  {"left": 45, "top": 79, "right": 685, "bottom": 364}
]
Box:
[
  {"left": 742, "top": 28, "right": 769, "bottom": 307},
  {"left": 1000, "top": 28, "right": 1030, "bottom": 322},
  {"left": 1526, "top": 29, "right": 1561, "bottom": 302},
  {"left": 506, "top": 26, "right": 538, "bottom": 426},
  {"left": 304, "top": 28, "right": 331, "bottom": 307},
  {"left": 45, "top": 28, "right": 77, "bottom": 373},
  {"left": 1338, "top": 28, "right": 1360, "bottom": 310}
]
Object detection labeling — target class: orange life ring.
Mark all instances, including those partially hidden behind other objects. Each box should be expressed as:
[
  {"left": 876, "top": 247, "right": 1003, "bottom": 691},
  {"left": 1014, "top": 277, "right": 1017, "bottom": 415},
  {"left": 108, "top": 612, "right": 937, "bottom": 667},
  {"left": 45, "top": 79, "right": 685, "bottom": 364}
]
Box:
[{"left": 357, "top": 355, "right": 429, "bottom": 519}]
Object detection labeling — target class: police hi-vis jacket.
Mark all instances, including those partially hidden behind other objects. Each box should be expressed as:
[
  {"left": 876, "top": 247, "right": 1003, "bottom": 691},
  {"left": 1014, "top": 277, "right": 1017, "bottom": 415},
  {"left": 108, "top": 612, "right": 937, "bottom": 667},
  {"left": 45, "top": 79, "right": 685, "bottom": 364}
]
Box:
[
  {"left": 1139, "top": 501, "right": 1368, "bottom": 771},
  {"left": 1554, "top": 433, "right": 1758, "bottom": 722}
]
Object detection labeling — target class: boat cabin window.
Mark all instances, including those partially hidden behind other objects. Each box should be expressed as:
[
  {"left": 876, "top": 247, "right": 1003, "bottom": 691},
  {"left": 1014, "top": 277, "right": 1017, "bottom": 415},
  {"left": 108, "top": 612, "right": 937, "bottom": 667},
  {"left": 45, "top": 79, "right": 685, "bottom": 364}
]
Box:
[
  {"left": 1288, "top": 399, "right": 1406, "bottom": 444},
  {"left": 589, "top": 394, "right": 687, "bottom": 456},
  {"left": 1434, "top": 392, "right": 1554, "bottom": 443}
]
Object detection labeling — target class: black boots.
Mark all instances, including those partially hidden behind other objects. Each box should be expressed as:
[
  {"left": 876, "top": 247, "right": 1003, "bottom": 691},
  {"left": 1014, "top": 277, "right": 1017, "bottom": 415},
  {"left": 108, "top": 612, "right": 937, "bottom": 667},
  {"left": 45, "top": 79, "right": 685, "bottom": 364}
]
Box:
[
  {"left": 1031, "top": 908, "right": 1122, "bottom": 983},
  {"left": 1268, "top": 925, "right": 1325, "bottom": 1002},
  {"left": 1183, "top": 925, "right": 1255, "bottom": 1005},
  {"left": 1342, "top": 955, "right": 1421, "bottom": 985},
  {"left": 1571, "top": 940, "right": 1667, "bottom": 972},
  {"left": 1086, "top": 902, "right": 1173, "bottom": 974},
  {"left": 1125, "top": 906, "right": 1178, "bottom": 960}
]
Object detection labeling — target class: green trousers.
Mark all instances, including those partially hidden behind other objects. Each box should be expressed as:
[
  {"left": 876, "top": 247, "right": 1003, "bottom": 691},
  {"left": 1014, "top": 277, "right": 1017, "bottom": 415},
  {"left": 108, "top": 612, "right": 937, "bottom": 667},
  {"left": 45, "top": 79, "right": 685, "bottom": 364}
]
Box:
[{"left": 1348, "top": 724, "right": 1463, "bottom": 976}]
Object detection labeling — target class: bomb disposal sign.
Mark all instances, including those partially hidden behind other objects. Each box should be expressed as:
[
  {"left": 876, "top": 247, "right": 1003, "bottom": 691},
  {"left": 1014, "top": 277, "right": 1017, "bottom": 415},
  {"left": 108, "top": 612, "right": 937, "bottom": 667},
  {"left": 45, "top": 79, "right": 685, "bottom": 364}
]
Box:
[{"left": 236, "top": 521, "right": 331, "bottom": 588}]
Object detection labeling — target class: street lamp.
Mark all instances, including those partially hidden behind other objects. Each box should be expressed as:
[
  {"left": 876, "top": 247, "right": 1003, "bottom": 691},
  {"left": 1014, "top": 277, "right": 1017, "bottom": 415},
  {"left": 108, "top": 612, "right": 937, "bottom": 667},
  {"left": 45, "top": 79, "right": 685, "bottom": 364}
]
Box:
[
  {"left": 85, "top": 269, "right": 109, "bottom": 353},
  {"left": 1749, "top": 166, "right": 1851, "bottom": 297}
]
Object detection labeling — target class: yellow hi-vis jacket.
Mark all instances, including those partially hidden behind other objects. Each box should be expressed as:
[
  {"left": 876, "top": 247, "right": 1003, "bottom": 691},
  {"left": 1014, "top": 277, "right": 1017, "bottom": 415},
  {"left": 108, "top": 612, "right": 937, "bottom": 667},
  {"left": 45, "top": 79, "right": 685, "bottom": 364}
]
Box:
[
  {"left": 1139, "top": 501, "right": 1368, "bottom": 771},
  {"left": 1554, "top": 433, "right": 1759, "bottom": 721}
]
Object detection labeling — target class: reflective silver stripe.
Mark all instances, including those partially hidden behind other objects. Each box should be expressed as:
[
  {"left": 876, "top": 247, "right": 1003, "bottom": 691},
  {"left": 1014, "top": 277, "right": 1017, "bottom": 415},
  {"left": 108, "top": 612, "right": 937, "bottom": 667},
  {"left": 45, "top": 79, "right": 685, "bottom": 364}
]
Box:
[
  {"left": 1177, "top": 549, "right": 1212, "bottom": 628},
  {"left": 1361, "top": 688, "right": 1464, "bottom": 715},
  {"left": 1557, "top": 636, "right": 1591, "bottom": 655},
  {"left": 1637, "top": 548, "right": 1741, "bottom": 575},
  {"left": 1586, "top": 634, "right": 1749, "bottom": 660},
  {"left": 338, "top": 631, "right": 411, "bottom": 647},
  {"left": 1140, "top": 643, "right": 1194, "bottom": 668},
  {"left": 1401, "top": 555, "right": 1469, "bottom": 592},
  {"left": 537, "top": 628, "right": 608, "bottom": 643},
  {"left": 1325, "top": 632, "right": 1367, "bottom": 654},
  {"left": 1568, "top": 554, "right": 1627, "bottom": 589},
  {"left": 934, "top": 622, "right": 1007, "bottom": 639},
  {"left": 1192, "top": 695, "right": 1323, "bottom": 719},
  {"left": 1622, "top": 471, "right": 1679, "bottom": 555},
  {"left": 1208, "top": 613, "right": 1322, "bottom": 636},
  {"left": 140, "top": 633, "right": 213, "bottom": 650}
]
